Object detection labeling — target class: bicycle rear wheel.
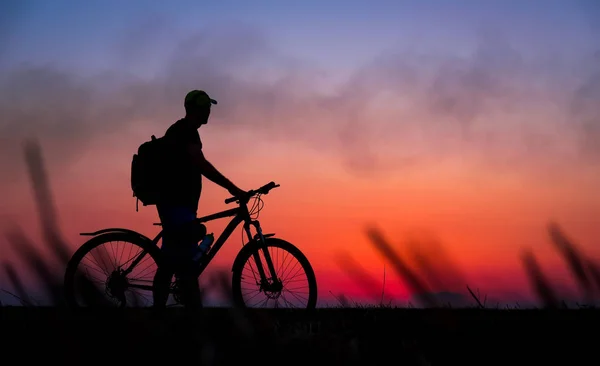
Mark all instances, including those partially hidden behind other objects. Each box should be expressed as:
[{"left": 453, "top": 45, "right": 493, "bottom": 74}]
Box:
[
  {"left": 64, "top": 232, "right": 165, "bottom": 308},
  {"left": 231, "top": 238, "right": 317, "bottom": 309}
]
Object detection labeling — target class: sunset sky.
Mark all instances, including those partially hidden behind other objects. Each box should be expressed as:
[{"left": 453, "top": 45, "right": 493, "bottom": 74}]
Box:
[{"left": 1, "top": 0, "right": 600, "bottom": 306}]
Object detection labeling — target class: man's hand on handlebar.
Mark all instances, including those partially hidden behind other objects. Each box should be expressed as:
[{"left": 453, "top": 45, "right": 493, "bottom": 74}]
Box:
[
  {"left": 227, "top": 186, "right": 247, "bottom": 199},
  {"left": 224, "top": 181, "right": 280, "bottom": 204}
]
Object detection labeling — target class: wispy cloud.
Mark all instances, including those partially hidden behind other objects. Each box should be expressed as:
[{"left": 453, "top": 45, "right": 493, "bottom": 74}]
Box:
[{"left": 1, "top": 13, "right": 599, "bottom": 187}]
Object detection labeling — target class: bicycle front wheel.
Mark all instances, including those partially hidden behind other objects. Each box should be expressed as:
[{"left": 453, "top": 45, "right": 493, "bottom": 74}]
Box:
[{"left": 231, "top": 238, "right": 317, "bottom": 309}]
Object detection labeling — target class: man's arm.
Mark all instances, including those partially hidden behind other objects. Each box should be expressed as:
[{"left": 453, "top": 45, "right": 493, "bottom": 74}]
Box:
[{"left": 187, "top": 144, "right": 244, "bottom": 195}]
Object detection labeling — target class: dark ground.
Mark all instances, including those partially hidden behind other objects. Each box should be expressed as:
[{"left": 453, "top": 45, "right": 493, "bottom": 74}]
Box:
[{"left": 1, "top": 307, "right": 598, "bottom": 365}]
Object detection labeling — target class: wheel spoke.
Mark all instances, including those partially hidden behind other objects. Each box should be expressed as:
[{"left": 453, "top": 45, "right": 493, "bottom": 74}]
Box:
[{"left": 65, "top": 234, "right": 172, "bottom": 308}]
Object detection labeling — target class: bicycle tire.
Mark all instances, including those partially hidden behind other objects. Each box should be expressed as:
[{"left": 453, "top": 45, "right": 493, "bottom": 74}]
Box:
[
  {"left": 63, "top": 232, "right": 164, "bottom": 308},
  {"left": 231, "top": 238, "right": 317, "bottom": 309}
]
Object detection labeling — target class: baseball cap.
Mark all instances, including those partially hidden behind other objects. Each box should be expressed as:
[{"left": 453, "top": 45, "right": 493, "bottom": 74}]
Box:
[{"left": 184, "top": 90, "right": 218, "bottom": 109}]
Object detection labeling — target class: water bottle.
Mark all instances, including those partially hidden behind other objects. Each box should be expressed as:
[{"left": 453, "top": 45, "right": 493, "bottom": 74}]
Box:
[{"left": 193, "top": 233, "right": 214, "bottom": 261}]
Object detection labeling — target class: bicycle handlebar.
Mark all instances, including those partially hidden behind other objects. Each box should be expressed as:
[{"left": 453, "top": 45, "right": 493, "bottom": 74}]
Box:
[{"left": 224, "top": 181, "right": 281, "bottom": 205}]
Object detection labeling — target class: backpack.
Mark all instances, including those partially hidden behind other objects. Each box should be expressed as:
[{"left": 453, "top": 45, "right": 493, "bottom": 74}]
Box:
[{"left": 130, "top": 135, "right": 171, "bottom": 211}]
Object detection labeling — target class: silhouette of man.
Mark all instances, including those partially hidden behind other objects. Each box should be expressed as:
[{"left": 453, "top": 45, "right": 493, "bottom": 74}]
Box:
[{"left": 153, "top": 90, "right": 246, "bottom": 308}]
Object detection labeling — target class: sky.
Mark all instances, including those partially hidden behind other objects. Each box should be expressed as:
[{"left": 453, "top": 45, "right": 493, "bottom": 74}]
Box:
[{"left": 1, "top": 0, "right": 600, "bottom": 306}]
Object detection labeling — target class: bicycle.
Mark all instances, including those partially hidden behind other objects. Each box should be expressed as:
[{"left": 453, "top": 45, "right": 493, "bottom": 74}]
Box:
[{"left": 63, "top": 181, "right": 318, "bottom": 309}]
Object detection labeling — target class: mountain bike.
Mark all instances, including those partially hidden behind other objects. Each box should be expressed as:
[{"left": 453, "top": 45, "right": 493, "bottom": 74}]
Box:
[{"left": 63, "top": 181, "right": 318, "bottom": 309}]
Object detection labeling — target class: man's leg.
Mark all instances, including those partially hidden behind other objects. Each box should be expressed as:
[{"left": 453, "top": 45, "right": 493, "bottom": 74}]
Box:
[
  {"left": 153, "top": 204, "right": 176, "bottom": 308},
  {"left": 174, "top": 216, "right": 204, "bottom": 309},
  {"left": 154, "top": 204, "right": 203, "bottom": 308}
]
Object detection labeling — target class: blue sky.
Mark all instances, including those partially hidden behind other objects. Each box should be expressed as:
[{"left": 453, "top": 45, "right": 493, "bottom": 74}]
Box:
[
  {"left": 1, "top": 0, "right": 599, "bottom": 171},
  {"left": 3, "top": 0, "right": 598, "bottom": 79}
]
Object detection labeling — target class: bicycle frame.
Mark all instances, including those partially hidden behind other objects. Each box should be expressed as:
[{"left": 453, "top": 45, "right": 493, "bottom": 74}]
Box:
[{"left": 112, "top": 199, "right": 279, "bottom": 291}]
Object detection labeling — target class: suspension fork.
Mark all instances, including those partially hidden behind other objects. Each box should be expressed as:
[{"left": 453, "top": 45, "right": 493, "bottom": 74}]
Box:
[{"left": 245, "top": 221, "right": 279, "bottom": 283}]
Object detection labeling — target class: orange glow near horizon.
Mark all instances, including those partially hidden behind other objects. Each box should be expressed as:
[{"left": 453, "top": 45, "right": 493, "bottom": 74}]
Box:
[{"left": 1, "top": 123, "right": 599, "bottom": 306}]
